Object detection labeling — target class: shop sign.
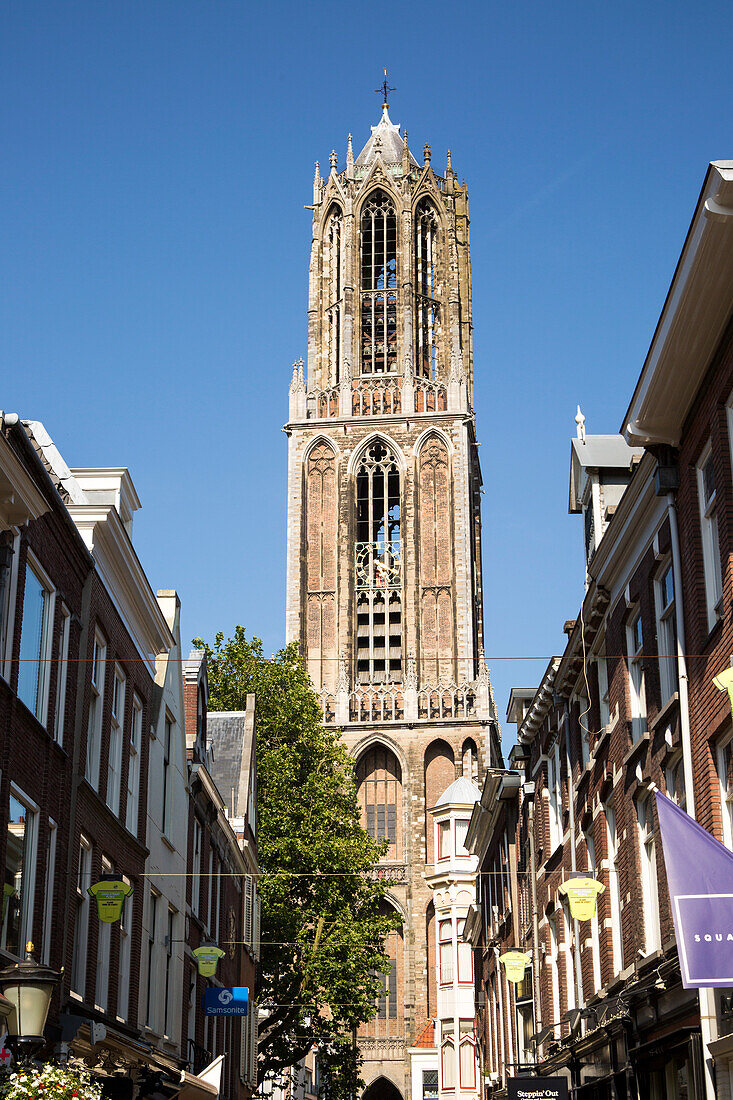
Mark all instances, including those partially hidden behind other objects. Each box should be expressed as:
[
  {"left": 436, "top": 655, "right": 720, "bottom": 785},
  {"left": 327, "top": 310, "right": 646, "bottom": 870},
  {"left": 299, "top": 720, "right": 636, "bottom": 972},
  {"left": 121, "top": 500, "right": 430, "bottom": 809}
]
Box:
[
  {"left": 507, "top": 1077, "right": 568, "bottom": 1100},
  {"left": 657, "top": 790, "right": 733, "bottom": 987},
  {"left": 558, "top": 875, "right": 605, "bottom": 920},
  {"left": 203, "top": 986, "right": 249, "bottom": 1016},
  {"left": 87, "top": 879, "right": 133, "bottom": 923}
]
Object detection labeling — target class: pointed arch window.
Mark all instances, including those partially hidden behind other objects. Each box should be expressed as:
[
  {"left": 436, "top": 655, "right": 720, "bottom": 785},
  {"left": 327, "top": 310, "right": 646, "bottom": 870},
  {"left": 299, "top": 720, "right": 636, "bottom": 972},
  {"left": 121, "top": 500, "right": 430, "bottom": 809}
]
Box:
[
  {"left": 355, "top": 440, "right": 402, "bottom": 683},
  {"left": 325, "top": 207, "right": 343, "bottom": 385},
  {"left": 356, "top": 745, "right": 402, "bottom": 859},
  {"left": 415, "top": 200, "right": 441, "bottom": 379},
  {"left": 360, "top": 190, "right": 398, "bottom": 376}
]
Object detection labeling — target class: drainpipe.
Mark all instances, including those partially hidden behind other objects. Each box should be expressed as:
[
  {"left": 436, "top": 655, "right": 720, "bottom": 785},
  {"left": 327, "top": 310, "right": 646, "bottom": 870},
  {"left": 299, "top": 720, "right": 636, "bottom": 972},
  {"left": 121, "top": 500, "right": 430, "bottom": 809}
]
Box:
[{"left": 666, "top": 490, "right": 717, "bottom": 1100}]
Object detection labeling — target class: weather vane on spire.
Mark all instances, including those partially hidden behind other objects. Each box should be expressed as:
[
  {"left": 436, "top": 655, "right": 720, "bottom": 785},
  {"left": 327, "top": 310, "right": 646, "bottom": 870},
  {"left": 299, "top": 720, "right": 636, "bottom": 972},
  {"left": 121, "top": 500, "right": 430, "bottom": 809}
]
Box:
[{"left": 375, "top": 68, "right": 395, "bottom": 108}]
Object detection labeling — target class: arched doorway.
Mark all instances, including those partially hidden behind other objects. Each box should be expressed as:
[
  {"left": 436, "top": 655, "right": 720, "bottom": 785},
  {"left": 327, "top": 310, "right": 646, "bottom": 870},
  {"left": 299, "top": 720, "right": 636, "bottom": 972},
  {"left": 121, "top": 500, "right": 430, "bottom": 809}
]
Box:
[{"left": 363, "top": 1078, "right": 404, "bottom": 1100}]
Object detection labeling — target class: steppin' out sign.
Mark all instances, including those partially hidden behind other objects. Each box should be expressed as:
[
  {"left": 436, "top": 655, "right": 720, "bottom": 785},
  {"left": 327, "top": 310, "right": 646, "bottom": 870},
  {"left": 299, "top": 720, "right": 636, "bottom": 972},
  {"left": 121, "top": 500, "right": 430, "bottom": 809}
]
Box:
[{"left": 507, "top": 1079, "right": 568, "bottom": 1100}]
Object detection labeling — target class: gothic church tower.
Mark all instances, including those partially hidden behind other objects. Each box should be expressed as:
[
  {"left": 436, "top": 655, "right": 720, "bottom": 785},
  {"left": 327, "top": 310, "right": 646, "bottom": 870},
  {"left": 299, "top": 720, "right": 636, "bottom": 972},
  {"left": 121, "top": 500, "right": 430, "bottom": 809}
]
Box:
[{"left": 285, "top": 98, "right": 502, "bottom": 1100}]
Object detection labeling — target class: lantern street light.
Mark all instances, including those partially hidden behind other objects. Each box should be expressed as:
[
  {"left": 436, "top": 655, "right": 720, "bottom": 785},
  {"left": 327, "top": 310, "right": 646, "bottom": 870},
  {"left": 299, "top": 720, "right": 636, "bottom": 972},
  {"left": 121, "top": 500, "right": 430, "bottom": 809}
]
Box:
[{"left": 0, "top": 942, "right": 60, "bottom": 1064}]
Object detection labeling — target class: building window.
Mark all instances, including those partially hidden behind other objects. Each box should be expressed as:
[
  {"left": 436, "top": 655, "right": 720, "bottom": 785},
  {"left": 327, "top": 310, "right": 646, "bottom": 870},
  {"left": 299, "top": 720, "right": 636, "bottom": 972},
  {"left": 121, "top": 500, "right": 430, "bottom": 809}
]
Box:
[
  {"left": 655, "top": 561, "right": 677, "bottom": 705},
  {"left": 455, "top": 818, "right": 470, "bottom": 857},
  {"left": 355, "top": 440, "right": 402, "bottom": 684},
  {"left": 441, "top": 1021, "right": 455, "bottom": 1090},
  {"left": 164, "top": 907, "right": 176, "bottom": 1038},
  {"left": 576, "top": 688, "right": 591, "bottom": 767},
  {"left": 146, "top": 889, "right": 159, "bottom": 1029},
  {"left": 422, "top": 1070, "right": 439, "bottom": 1100},
  {"left": 547, "top": 741, "right": 562, "bottom": 850},
  {"left": 162, "top": 714, "right": 174, "bottom": 835},
  {"left": 71, "top": 835, "right": 92, "bottom": 996},
  {"left": 561, "top": 898, "right": 577, "bottom": 1010},
  {"left": 54, "top": 604, "right": 71, "bottom": 745},
  {"left": 2, "top": 789, "right": 38, "bottom": 957},
  {"left": 117, "top": 876, "right": 131, "bottom": 1022},
  {"left": 458, "top": 1020, "right": 476, "bottom": 1090},
  {"left": 360, "top": 190, "right": 397, "bottom": 375},
  {"left": 325, "top": 208, "right": 343, "bottom": 386},
  {"left": 95, "top": 856, "right": 113, "bottom": 1013},
  {"left": 604, "top": 802, "right": 624, "bottom": 975},
  {"left": 376, "top": 956, "right": 397, "bottom": 1019},
  {"left": 439, "top": 919, "right": 453, "bottom": 984},
  {"left": 415, "top": 199, "right": 440, "bottom": 380},
  {"left": 515, "top": 973, "right": 534, "bottom": 1067},
  {"left": 126, "top": 694, "right": 142, "bottom": 834},
  {"left": 666, "top": 754, "right": 687, "bottom": 813},
  {"left": 191, "top": 819, "right": 202, "bottom": 917},
  {"left": 41, "top": 818, "right": 57, "bottom": 965},
  {"left": 457, "top": 918, "right": 472, "bottom": 983},
  {"left": 438, "top": 820, "right": 451, "bottom": 861},
  {"left": 718, "top": 733, "right": 733, "bottom": 848},
  {"left": 85, "top": 632, "right": 107, "bottom": 789},
  {"left": 626, "top": 609, "right": 647, "bottom": 741},
  {"left": 17, "top": 558, "right": 54, "bottom": 724},
  {"left": 107, "top": 666, "right": 125, "bottom": 816},
  {"left": 698, "top": 445, "right": 723, "bottom": 632},
  {"left": 637, "top": 795, "right": 661, "bottom": 955},
  {"left": 354, "top": 743, "right": 400, "bottom": 853}
]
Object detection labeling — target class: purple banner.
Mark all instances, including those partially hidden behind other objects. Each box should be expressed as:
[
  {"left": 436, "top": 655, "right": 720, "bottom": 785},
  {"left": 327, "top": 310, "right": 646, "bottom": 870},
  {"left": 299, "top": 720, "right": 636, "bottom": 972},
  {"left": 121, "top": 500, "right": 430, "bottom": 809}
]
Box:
[{"left": 656, "top": 790, "right": 733, "bottom": 988}]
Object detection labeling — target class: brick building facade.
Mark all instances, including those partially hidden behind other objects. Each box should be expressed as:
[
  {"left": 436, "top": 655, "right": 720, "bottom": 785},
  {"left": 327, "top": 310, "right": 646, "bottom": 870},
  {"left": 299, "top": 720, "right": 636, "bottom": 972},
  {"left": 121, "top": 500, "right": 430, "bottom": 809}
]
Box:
[
  {"left": 284, "top": 104, "right": 502, "bottom": 1100},
  {"left": 0, "top": 415, "right": 258, "bottom": 1100},
  {"left": 468, "top": 160, "right": 733, "bottom": 1100}
]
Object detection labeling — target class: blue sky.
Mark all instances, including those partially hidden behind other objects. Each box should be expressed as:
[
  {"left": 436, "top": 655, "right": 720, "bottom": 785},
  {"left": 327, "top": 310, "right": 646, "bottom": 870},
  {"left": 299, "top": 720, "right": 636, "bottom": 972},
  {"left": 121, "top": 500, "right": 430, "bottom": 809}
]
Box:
[{"left": 4, "top": 0, "right": 733, "bottom": 749}]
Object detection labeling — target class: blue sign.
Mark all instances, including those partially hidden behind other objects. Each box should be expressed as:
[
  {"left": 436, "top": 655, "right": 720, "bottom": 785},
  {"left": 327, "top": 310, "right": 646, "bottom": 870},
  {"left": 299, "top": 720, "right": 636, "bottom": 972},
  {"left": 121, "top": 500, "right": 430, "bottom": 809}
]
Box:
[{"left": 203, "top": 986, "right": 249, "bottom": 1016}]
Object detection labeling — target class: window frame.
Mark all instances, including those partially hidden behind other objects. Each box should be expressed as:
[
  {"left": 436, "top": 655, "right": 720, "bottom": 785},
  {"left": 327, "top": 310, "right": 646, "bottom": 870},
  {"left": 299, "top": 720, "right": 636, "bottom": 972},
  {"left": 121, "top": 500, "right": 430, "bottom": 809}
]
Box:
[
  {"left": 626, "top": 608, "right": 647, "bottom": 741},
  {"left": 697, "top": 443, "right": 723, "bottom": 632},
  {"left": 636, "top": 794, "right": 661, "bottom": 956},
  {"left": 125, "top": 693, "right": 142, "bottom": 834},
  {"left": 2, "top": 784, "right": 39, "bottom": 959},
  {"left": 41, "top": 818, "right": 57, "bottom": 965},
  {"left": 71, "top": 834, "right": 92, "bottom": 998},
  {"left": 54, "top": 603, "right": 71, "bottom": 745},
  {"left": 717, "top": 730, "right": 733, "bottom": 849},
  {"left": 439, "top": 918, "right": 453, "bottom": 985},
  {"left": 655, "top": 559, "right": 677, "bottom": 706},
  {"left": 95, "top": 855, "right": 113, "bottom": 1013},
  {"left": 117, "top": 874, "right": 132, "bottom": 1022},
  {"left": 458, "top": 1020, "right": 476, "bottom": 1090},
  {"left": 440, "top": 1020, "right": 456, "bottom": 1091},
  {"left": 604, "top": 801, "right": 624, "bottom": 976},
  {"left": 16, "top": 553, "right": 56, "bottom": 726},
  {"left": 85, "top": 630, "right": 107, "bottom": 790},
  {"left": 107, "top": 664, "right": 126, "bottom": 817}
]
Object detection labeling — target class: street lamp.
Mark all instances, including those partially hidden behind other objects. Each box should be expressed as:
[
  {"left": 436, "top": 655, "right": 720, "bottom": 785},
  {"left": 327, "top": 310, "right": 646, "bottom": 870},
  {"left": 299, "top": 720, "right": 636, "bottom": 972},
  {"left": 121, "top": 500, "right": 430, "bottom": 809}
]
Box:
[{"left": 0, "top": 942, "right": 60, "bottom": 1064}]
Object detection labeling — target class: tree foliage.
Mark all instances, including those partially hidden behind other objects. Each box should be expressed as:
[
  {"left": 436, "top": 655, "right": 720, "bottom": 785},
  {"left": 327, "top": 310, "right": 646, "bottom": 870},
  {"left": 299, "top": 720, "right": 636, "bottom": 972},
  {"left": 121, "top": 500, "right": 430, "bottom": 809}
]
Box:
[{"left": 192, "top": 628, "right": 402, "bottom": 1099}]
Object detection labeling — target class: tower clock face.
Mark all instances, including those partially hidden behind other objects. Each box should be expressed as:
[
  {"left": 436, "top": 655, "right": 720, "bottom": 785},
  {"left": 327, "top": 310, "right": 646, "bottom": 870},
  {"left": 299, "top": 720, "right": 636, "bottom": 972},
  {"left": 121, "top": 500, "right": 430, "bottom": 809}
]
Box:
[{"left": 228, "top": 907, "right": 236, "bottom": 958}]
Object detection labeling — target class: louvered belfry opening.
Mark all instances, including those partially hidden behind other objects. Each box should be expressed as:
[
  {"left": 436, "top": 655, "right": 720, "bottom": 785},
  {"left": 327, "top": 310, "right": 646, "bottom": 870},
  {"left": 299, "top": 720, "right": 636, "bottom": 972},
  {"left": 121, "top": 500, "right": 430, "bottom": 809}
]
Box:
[
  {"left": 356, "top": 744, "right": 402, "bottom": 858},
  {"left": 325, "top": 206, "right": 343, "bottom": 385},
  {"left": 360, "top": 189, "right": 398, "bottom": 375},
  {"left": 355, "top": 440, "right": 402, "bottom": 684}
]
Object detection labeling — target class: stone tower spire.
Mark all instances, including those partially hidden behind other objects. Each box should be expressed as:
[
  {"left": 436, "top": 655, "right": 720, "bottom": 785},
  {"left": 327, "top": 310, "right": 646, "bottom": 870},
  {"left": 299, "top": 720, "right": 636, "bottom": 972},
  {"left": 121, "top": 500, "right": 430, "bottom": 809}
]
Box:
[{"left": 284, "top": 104, "right": 499, "bottom": 1100}]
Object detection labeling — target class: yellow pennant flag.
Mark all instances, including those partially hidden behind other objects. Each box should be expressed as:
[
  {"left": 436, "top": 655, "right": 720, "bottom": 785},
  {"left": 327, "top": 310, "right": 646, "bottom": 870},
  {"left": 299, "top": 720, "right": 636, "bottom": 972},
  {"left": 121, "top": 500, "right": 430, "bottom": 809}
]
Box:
[
  {"left": 193, "top": 945, "right": 225, "bottom": 977},
  {"left": 88, "top": 879, "right": 133, "bottom": 923},
  {"left": 558, "top": 876, "right": 605, "bottom": 921},
  {"left": 498, "top": 951, "right": 531, "bottom": 983}
]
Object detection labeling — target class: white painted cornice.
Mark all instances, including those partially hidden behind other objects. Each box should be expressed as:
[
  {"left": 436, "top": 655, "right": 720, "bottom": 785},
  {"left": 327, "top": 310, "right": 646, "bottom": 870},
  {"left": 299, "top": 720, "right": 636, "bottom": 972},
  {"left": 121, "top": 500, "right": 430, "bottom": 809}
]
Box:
[
  {"left": 624, "top": 161, "right": 733, "bottom": 446},
  {"left": 0, "top": 431, "right": 49, "bottom": 530},
  {"left": 66, "top": 503, "right": 174, "bottom": 670}
]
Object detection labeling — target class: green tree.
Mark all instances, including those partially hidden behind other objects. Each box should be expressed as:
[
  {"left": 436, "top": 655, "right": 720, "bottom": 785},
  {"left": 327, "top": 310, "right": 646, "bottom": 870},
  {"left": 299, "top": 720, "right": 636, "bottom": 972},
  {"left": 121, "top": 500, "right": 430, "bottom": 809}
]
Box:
[{"left": 192, "top": 628, "right": 401, "bottom": 1099}]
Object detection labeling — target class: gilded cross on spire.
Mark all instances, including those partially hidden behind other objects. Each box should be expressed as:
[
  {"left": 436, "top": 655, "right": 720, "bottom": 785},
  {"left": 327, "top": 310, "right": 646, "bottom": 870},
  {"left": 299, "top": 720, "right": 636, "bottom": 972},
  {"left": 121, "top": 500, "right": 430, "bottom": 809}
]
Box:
[{"left": 375, "top": 67, "right": 395, "bottom": 108}]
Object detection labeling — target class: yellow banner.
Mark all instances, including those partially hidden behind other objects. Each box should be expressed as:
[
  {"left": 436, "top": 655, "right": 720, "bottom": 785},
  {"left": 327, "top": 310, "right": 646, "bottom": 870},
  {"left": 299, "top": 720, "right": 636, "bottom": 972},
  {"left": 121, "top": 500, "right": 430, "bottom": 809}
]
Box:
[
  {"left": 558, "top": 877, "right": 605, "bottom": 921},
  {"left": 88, "top": 880, "right": 133, "bottom": 923},
  {"left": 193, "top": 946, "right": 226, "bottom": 977},
  {"left": 498, "top": 951, "right": 531, "bottom": 983}
]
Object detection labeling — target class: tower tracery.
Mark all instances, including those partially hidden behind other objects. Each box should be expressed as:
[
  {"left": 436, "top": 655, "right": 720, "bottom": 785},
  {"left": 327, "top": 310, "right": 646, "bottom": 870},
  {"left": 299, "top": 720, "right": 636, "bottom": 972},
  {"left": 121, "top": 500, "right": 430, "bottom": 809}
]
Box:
[{"left": 285, "top": 100, "right": 501, "bottom": 1100}]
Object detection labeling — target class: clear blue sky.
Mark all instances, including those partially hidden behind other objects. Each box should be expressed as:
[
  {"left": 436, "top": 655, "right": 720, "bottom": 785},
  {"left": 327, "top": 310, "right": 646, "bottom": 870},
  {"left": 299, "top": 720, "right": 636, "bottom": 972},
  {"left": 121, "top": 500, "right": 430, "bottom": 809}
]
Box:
[{"left": 4, "top": 1, "right": 733, "bottom": 750}]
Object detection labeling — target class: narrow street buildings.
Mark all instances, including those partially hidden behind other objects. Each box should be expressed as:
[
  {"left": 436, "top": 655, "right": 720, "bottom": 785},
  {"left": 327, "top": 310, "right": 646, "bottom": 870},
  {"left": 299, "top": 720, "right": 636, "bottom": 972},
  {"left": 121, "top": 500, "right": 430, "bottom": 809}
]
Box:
[{"left": 470, "top": 161, "right": 733, "bottom": 1099}]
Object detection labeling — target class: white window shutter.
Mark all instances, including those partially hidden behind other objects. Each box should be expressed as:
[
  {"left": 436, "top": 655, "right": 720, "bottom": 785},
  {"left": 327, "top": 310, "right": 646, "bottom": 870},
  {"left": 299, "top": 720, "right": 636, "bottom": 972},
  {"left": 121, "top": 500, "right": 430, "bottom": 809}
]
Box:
[
  {"left": 249, "top": 1005, "right": 258, "bottom": 1084},
  {"left": 240, "top": 1015, "right": 247, "bottom": 1081}
]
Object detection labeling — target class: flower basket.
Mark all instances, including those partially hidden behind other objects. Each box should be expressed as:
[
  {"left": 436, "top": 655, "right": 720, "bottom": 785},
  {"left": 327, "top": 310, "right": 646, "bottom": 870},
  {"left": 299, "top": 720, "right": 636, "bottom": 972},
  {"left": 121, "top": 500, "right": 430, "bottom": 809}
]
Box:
[{"left": 0, "top": 1064, "right": 103, "bottom": 1100}]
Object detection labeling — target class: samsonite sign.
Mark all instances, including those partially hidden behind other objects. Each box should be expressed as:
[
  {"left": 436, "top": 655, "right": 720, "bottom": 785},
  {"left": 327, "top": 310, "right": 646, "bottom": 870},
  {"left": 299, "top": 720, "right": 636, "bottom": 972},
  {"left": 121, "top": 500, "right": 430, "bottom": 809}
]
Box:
[{"left": 507, "top": 1078, "right": 568, "bottom": 1100}]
